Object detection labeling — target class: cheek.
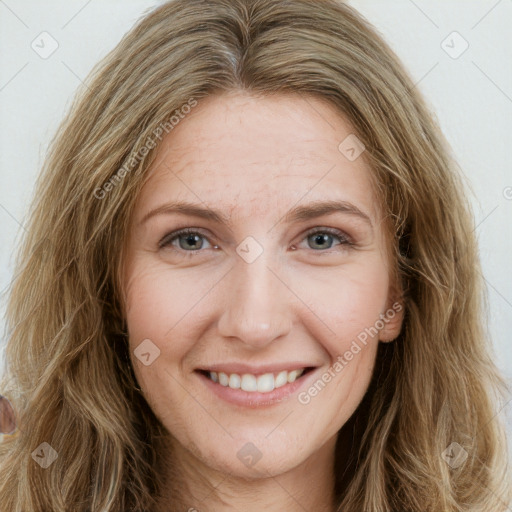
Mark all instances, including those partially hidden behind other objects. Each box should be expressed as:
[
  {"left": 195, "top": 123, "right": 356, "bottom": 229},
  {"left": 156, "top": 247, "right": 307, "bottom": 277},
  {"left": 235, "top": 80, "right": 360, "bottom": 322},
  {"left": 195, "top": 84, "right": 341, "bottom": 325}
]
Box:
[
  {"left": 297, "top": 321, "right": 379, "bottom": 433},
  {"left": 123, "top": 260, "right": 202, "bottom": 428},
  {"left": 295, "top": 255, "right": 390, "bottom": 356},
  {"left": 124, "top": 259, "right": 214, "bottom": 359}
]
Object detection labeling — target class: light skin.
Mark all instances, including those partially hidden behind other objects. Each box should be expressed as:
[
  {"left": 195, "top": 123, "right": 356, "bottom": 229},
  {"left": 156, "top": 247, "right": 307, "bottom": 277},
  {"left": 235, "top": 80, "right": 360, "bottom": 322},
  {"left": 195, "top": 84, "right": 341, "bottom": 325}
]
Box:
[{"left": 122, "top": 91, "right": 404, "bottom": 511}]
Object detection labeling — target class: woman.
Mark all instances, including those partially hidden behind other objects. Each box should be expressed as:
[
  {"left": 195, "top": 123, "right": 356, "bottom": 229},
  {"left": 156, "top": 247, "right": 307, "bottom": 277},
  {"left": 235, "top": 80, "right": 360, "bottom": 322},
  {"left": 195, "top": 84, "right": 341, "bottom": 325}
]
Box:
[{"left": 0, "top": 0, "right": 510, "bottom": 510}]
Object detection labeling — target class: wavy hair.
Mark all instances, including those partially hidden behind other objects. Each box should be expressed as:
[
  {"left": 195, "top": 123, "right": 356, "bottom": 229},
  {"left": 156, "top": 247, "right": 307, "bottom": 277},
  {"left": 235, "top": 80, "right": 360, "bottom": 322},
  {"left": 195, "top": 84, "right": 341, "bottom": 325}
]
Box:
[{"left": 0, "top": 0, "right": 510, "bottom": 510}]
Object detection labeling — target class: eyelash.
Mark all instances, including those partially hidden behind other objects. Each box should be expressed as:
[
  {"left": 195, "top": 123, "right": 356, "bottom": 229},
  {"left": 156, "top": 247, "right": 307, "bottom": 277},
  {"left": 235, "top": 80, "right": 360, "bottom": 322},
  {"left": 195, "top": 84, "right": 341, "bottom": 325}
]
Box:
[{"left": 158, "top": 227, "right": 354, "bottom": 255}]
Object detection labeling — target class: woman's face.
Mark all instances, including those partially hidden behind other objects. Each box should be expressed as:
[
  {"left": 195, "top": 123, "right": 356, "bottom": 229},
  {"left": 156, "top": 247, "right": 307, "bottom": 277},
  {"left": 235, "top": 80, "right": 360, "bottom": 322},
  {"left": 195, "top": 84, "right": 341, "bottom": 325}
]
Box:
[{"left": 122, "top": 92, "right": 403, "bottom": 477}]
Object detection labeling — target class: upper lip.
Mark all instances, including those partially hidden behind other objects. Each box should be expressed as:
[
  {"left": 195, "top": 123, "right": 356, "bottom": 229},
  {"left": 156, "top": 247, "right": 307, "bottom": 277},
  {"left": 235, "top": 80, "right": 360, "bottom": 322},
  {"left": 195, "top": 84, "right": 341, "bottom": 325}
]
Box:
[{"left": 196, "top": 362, "right": 318, "bottom": 375}]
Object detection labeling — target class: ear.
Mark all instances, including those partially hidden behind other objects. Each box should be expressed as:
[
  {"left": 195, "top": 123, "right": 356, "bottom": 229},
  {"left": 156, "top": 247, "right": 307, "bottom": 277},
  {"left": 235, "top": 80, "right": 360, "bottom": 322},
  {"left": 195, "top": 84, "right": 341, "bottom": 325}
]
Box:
[{"left": 378, "top": 286, "right": 405, "bottom": 343}]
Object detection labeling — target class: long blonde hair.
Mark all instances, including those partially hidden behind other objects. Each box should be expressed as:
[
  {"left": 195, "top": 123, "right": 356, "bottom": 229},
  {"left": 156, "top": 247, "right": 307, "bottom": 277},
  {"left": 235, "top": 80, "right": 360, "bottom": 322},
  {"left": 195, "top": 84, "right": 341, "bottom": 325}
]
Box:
[{"left": 1, "top": 0, "right": 510, "bottom": 510}]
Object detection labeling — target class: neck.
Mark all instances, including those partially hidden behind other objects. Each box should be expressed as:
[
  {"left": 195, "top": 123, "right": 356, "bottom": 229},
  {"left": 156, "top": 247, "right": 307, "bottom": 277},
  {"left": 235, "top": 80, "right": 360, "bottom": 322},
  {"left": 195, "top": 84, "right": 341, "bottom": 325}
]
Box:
[{"left": 156, "top": 434, "right": 338, "bottom": 512}]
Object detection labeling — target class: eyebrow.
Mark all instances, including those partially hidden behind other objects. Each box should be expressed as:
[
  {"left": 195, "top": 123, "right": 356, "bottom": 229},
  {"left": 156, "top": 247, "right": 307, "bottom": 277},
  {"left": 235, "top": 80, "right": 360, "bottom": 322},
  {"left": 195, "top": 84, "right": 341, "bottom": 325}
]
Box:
[{"left": 139, "top": 199, "right": 373, "bottom": 228}]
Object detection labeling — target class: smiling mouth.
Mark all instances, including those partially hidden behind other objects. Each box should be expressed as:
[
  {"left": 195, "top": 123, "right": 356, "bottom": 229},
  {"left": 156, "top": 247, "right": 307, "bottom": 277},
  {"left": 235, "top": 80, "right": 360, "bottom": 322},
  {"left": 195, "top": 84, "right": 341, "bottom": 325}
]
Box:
[{"left": 197, "top": 367, "right": 315, "bottom": 394}]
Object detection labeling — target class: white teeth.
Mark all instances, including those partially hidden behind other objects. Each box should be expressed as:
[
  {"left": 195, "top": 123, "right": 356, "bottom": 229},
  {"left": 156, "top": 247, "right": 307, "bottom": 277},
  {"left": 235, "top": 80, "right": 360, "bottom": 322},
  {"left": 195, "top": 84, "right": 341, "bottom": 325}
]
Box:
[
  {"left": 206, "top": 368, "right": 307, "bottom": 393},
  {"left": 287, "top": 369, "right": 303, "bottom": 383},
  {"left": 257, "top": 373, "right": 275, "bottom": 393},
  {"left": 275, "top": 370, "right": 288, "bottom": 388},
  {"left": 228, "top": 373, "right": 241, "bottom": 389},
  {"left": 218, "top": 372, "right": 229, "bottom": 386},
  {"left": 241, "top": 374, "right": 257, "bottom": 392}
]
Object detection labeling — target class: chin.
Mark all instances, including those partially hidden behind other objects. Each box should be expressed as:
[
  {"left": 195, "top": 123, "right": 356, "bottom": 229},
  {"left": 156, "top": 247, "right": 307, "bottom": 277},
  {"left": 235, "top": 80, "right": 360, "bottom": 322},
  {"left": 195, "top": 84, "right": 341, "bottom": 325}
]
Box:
[{"left": 195, "top": 430, "right": 314, "bottom": 478}]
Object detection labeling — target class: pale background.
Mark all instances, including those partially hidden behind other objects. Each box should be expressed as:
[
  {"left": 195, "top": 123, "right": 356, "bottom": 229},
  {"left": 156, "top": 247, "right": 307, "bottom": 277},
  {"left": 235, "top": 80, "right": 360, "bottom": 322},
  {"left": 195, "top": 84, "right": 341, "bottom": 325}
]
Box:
[{"left": 0, "top": 0, "right": 510, "bottom": 441}]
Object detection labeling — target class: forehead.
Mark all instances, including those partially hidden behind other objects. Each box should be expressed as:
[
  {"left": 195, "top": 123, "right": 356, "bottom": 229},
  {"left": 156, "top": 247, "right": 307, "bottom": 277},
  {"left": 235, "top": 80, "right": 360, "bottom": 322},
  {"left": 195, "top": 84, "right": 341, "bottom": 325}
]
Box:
[{"left": 138, "top": 91, "right": 381, "bottom": 222}]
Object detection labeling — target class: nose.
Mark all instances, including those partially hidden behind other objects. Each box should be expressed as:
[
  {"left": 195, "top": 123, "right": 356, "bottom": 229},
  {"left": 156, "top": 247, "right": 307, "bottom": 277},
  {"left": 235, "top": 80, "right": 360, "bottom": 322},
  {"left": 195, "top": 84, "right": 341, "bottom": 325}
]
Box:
[{"left": 217, "top": 254, "right": 293, "bottom": 350}]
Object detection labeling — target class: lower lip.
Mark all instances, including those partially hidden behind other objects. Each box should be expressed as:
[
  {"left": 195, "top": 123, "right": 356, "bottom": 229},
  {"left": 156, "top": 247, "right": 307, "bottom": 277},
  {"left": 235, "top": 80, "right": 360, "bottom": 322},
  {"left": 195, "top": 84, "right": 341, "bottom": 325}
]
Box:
[{"left": 196, "top": 370, "right": 316, "bottom": 408}]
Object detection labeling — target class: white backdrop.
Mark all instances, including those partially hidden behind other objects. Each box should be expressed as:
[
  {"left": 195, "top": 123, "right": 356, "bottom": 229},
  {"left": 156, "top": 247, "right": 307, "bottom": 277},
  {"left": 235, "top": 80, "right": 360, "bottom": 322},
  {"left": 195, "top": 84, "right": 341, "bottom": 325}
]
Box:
[{"left": 1, "top": 1, "right": 511, "bottom": 432}]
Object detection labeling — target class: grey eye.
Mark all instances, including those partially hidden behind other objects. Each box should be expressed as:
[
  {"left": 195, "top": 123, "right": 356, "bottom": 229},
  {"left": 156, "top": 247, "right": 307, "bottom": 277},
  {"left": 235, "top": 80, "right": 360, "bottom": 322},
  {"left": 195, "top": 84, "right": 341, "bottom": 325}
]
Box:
[
  {"left": 307, "top": 232, "right": 336, "bottom": 250},
  {"left": 177, "top": 233, "right": 205, "bottom": 250}
]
